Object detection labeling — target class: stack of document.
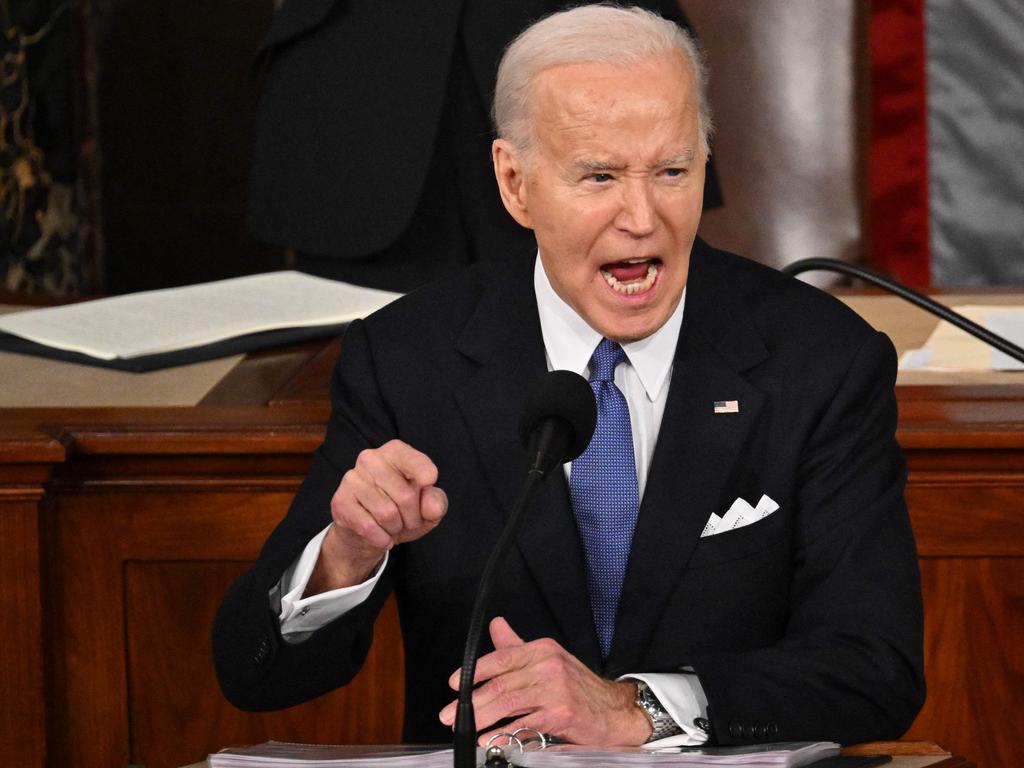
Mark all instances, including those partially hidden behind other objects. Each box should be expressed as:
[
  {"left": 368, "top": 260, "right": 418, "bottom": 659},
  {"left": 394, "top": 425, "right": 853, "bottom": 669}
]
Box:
[
  {"left": 209, "top": 743, "right": 449, "bottom": 767},
  {"left": 208, "top": 741, "right": 841, "bottom": 768},
  {"left": 899, "top": 305, "right": 1024, "bottom": 371},
  {"left": 0, "top": 271, "right": 402, "bottom": 371},
  {"left": 517, "top": 742, "right": 839, "bottom": 767}
]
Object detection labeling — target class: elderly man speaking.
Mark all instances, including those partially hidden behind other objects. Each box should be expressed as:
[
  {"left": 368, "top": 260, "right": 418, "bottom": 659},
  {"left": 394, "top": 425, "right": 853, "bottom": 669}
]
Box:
[{"left": 214, "top": 5, "right": 924, "bottom": 749}]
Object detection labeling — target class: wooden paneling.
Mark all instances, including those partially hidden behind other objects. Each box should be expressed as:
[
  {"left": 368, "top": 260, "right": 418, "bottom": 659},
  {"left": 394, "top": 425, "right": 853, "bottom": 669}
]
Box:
[
  {"left": 0, "top": 499, "right": 48, "bottom": 766},
  {"left": 46, "top": 482, "right": 405, "bottom": 768},
  {"left": 0, "top": 440, "right": 58, "bottom": 766},
  {"left": 905, "top": 559, "right": 1023, "bottom": 768},
  {"left": 125, "top": 563, "right": 403, "bottom": 768},
  {"left": 901, "top": 443, "right": 1024, "bottom": 768}
]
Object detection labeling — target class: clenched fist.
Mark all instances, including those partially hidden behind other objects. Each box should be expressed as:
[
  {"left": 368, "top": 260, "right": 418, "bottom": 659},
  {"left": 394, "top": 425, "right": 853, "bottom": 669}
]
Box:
[{"left": 305, "top": 439, "right": 448, "bottom": 594}]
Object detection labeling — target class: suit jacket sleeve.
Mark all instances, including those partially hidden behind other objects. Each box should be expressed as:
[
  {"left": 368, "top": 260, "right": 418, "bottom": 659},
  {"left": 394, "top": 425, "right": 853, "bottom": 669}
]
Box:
[
  {"left": 689, "top": 331, "right": 925, "bottom": 745},
  {"left": 212, "top": 319, "right": 399, "bottom": 711}
]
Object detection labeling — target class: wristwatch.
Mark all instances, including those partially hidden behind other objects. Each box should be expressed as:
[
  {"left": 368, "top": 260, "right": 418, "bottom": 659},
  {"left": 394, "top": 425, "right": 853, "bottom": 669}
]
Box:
[{"left": 633, "top": 680, "right": 683, "bottom": 742}]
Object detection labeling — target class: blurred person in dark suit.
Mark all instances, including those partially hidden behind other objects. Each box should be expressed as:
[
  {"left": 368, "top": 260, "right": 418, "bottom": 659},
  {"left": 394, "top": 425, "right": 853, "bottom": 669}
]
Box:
[{"left": 247, "top": 0, "right": 722, "bottom": 291}]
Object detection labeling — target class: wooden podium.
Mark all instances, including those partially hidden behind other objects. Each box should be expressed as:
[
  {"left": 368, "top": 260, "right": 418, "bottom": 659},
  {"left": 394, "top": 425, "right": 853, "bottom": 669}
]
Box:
[{"left": 1, "top": 293, "right": 1021, "bottom": 768}]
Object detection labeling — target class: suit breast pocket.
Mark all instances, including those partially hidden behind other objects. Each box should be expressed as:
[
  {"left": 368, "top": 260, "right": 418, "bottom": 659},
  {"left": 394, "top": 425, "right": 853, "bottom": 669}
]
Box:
[{"left": 687, "top": 512, "right": 788, "bottom": 568}]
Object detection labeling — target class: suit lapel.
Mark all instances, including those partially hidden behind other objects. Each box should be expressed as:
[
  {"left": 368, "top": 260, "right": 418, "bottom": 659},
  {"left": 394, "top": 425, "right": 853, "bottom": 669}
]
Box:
[
  {"left": 607, "top": 242, "right": 769, "bottom": 675},
  {"left": 453, "top": 261, "right": 601, "bottom": 666}
]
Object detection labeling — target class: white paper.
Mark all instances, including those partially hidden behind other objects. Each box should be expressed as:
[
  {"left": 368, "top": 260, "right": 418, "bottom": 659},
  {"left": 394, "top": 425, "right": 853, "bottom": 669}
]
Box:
[
  {"left": 0, "top": 271, "right": 402, "bottom": 360},
  {"left": 899, "top": 305, "right": 1024, "bottom": 372},
  {"left": 987, "top": 312, "right": 1024, "bottom": 371},
  {"left": 209, "top": 741, "right": 841, "bottom": 768}
]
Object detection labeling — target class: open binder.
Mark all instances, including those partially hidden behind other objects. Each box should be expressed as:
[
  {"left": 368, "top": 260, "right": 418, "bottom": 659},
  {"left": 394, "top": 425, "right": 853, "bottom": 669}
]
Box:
[
  {"left": 207, "top": 739, "right": 893, "bottom": 767},
  {"left": 0, "top": 271, "right": 402, "bottom": 372}
]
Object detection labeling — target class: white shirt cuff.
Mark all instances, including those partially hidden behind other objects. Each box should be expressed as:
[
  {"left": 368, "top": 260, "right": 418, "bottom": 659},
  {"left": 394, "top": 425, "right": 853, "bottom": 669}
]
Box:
[
  {"left": 275, "top": 524, "right": 388, "bottom": 641},
  {"left": 619, "top": 671, "right": 709, "bottom": 747}
]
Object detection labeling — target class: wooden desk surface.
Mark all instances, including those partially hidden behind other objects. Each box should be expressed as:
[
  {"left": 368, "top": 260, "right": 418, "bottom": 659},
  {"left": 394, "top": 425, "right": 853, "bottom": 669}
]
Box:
[{"left": 2, "top": 292, "right": 1019, "bottom": 768}]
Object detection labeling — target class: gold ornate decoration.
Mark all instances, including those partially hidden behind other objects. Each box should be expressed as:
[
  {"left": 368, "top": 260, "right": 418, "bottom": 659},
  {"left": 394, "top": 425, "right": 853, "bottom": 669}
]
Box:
[{"left": 1, "top": 0, "right": 80, "bottom": 295}]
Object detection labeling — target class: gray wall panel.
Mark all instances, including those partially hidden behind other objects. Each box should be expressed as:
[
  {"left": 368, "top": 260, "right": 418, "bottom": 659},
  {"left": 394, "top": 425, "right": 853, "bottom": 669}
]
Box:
[
  {"left": 926, "top": 0, "right": 1024, "bottom": 285},
  {"left": 686, "top": 1, "right": 860, "bottom": 286}
]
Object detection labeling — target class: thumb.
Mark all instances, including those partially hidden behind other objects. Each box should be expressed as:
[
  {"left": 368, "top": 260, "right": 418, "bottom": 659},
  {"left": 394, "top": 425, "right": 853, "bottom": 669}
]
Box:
[{"left": 489, "top": 616, "right": 524, "bottom": 649}]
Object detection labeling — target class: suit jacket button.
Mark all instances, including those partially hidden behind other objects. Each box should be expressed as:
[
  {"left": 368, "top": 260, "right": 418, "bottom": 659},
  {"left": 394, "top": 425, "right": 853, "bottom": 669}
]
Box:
[
  {"left": 768, "top": 723, "right": 779, "bottom": 737},
  {"left": 253, "top": 636, "right": 271, "bottom": 664},
  {"left": 753, "top": 723, "right": 766, "bottom": 739},
  {"left": 728, "top": 722, "right": 742, "bottom": 739}
]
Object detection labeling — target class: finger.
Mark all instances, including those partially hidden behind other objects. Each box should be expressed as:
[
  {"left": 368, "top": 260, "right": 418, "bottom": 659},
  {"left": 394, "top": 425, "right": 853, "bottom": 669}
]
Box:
[
  {"left": 379, "top": 439, "right": 439, "bottom": 487},
  {"left": 420, "top": 486, "right": 448, "bottom": 524},
  {"left": 439, "top": 697, "right": 456, "bottom": 727},
  {"left": 332, "top": 478, "right": 395, "bottom": 550},
  {"left": 489, "top": 616, "right": 524, "bottom": 649},
  {"left": 466, "top": 667, "right": 541, "bottom": 732},
  {"left": 438, "top": 664, "right": 538, "bottom": 731},
  {"left": 342, "top": 468, "right": 405, "bottom": 538},
  {"left": 447, "top": 641, "right": 532, "bottom": 690},
  {"left": 355, "top": 449, "right": 424, "bottom": 533}
]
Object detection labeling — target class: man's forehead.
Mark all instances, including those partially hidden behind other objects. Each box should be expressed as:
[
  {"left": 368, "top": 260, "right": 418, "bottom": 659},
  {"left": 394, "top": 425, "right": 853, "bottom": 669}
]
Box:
[
  {"left": 531, "top": 61, "right": 697, "bottom": 130},
  {"left": 532, "top": 53, "right": 695, "bottom": 101}
]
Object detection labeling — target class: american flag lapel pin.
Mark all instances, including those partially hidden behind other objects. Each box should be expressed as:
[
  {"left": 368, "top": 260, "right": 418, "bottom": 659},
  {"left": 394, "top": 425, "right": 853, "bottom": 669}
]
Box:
[{"left": 714, "top": 400, "right": 740, "bottom": 414}]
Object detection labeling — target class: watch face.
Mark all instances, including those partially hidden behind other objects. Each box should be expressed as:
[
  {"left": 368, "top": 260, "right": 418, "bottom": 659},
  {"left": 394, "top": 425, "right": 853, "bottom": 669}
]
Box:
[{"left": 636, "top": 683, "right": 683, "bottom": 742}]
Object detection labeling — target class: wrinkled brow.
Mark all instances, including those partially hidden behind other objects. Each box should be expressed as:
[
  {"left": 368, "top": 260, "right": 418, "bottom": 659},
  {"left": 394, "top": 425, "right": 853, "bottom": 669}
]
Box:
[
  {"left": 652, "top": 150, "right": 695, "bottom": 168},
  {"left": 570, "top": 150, "right": 695, "bottom": 175},
  {"left": 571, "top": 158, "right": 627, "bottom": 174}
]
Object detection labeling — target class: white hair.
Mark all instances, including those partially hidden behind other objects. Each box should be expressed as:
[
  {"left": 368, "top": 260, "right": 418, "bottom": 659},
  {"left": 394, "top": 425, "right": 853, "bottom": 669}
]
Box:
[{"left": 493, "top": 4, "right": 713, "bottom": 157}]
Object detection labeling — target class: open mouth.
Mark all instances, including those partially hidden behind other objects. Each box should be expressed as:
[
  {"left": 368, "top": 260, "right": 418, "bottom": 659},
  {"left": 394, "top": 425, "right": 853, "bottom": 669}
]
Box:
[{"left": 600, "top": 258, "right": 661, "bottom": 295}]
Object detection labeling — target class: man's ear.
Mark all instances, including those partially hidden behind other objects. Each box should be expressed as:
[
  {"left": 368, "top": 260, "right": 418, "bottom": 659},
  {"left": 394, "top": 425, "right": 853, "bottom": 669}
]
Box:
[{"left": 492, "top": 139, "right": 533, "bottom": 229}]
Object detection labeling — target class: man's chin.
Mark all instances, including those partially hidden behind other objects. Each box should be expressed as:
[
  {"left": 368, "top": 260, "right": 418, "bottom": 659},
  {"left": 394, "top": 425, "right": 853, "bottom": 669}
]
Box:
[{"left": 589, "top": 311, "right": 666, "bottom": 344}]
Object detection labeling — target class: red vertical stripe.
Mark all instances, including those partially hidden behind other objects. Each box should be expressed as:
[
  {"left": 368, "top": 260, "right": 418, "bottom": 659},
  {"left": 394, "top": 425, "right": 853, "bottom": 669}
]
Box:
[{"left": 869, "top": 0, "right": 931, "bottom": 287}]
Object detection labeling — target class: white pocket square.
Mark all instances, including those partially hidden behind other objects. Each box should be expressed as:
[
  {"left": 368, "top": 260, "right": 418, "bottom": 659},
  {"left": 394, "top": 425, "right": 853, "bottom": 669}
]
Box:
[{"left": 701, "top": 494, "right": 779, "bottom": 538}]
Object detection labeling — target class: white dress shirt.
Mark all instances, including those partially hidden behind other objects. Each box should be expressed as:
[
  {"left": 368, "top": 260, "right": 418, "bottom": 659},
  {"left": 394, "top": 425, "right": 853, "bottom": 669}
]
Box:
[{"left": 274, "top": 255, "right": 708, "bottom": 746}]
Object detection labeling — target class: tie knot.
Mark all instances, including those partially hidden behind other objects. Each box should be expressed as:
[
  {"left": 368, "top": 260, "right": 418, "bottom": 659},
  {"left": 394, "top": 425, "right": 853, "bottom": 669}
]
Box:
[{"left": 589, "top": 338, "right": 627, "bottom": 383}]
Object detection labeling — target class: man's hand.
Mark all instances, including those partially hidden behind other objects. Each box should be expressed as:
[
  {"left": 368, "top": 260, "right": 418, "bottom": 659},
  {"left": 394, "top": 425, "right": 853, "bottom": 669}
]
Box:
[
  {"left": 439, "top": 617, "right": 652, "bottom": 746},
  {"left": 304, "top": 439, "right": 448, "bottom": 595}
]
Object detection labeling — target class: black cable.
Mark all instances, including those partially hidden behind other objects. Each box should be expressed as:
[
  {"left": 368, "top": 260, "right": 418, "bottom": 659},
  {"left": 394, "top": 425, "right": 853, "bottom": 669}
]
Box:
[{"left": 781, "top": 258, "right": 1024, "bottom": 365}]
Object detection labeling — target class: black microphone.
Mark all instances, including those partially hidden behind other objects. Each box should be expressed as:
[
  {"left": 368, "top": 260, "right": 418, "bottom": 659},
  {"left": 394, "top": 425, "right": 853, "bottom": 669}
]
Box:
[
  {"left": 519, "top": 369, "right": 598, "bottom": 475},
  {"left": 454, "top": 370, "right": 596, "bottom": 768}
]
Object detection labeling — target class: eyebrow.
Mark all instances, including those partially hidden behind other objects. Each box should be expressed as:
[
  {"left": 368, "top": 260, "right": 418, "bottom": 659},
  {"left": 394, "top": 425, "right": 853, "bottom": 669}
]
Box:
[
  {"left": 570, "top": 150, "right": 696, "bottom": 175},
  {"left": 571, "top": 159, "right": 627, "bottom": 174},
  {"left": 653, "top": 150, "right": 695, "bottom": 168}
]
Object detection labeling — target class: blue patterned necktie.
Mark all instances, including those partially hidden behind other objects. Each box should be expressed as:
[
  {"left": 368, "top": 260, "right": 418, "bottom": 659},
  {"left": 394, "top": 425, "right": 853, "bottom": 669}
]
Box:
[{"left": 569, "top": 338, "right": 640, "bottom": 658}]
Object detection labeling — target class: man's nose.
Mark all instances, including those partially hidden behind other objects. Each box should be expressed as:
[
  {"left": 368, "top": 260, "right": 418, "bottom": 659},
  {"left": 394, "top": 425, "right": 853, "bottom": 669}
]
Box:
[{"left": 615, "top": 180, "right": 656, "bottom": 236}]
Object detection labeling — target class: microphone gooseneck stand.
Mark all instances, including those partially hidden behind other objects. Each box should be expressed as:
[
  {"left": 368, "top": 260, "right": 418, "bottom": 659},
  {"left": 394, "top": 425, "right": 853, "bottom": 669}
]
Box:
[
  {"left": 453, "top": 467, "right": 546, "bottom": 768},
  {"left": 454, "top": 371, "right": 596, "bottom": 768},
  {"left": 782, "top": 258, "right": 1024, "bottom": 365}
]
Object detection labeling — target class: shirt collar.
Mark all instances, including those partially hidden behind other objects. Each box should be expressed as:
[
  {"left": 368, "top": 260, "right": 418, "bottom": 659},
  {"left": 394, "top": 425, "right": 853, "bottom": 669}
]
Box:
[{"left": 533, "top": 253, "right": 685, "bottom": 403}]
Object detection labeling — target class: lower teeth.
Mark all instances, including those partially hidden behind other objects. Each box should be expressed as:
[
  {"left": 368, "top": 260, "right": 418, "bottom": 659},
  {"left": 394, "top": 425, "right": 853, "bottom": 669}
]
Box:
[{"left": 602, "top": 264, "right": 657, "bottom": 294}]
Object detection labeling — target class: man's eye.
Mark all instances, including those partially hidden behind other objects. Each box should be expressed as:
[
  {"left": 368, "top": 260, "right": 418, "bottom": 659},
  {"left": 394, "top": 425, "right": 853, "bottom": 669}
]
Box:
[
  {"left": 589, "top": 173, "right": 613, "bottom": 183},
  {"left": 662, "top": 167, "right": 687, "bottom": 178}
]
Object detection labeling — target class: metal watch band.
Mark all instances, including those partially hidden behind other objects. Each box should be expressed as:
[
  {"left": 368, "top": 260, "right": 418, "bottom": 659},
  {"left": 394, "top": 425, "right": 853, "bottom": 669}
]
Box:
[{"left": 633, "top": 680, "right": 683, "bottom": 742}]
